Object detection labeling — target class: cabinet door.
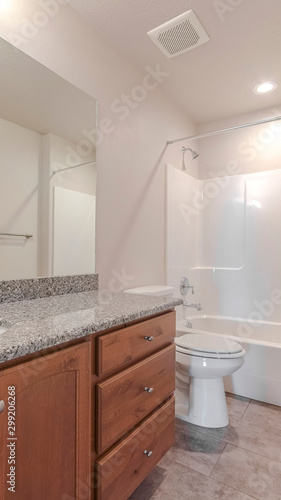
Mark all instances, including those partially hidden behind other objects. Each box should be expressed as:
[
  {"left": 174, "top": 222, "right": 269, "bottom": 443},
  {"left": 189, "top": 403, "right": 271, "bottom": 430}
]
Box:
[{"left": 0, "top": 343, "right": 91, "bottom": 500}]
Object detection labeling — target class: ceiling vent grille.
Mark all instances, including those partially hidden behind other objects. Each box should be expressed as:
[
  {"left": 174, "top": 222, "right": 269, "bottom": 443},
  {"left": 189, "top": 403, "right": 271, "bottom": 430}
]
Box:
[{"left": 147, "top": 10, "right": 210, "bottom": 58}]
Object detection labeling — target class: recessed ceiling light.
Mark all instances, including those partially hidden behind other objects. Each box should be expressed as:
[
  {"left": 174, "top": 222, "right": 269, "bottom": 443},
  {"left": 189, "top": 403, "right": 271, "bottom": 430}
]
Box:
[{"left": 253, "top": 81, "right": 278, "bottom": 94}]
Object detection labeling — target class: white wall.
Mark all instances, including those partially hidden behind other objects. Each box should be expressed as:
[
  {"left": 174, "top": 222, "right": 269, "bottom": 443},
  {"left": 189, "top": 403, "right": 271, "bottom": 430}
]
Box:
[
  {"left": 0, "top": 0, "right": 196, "bottom": 290},
  {"left": 198, "top": 106, "right": 281, "bottom": 179},
  {"left": 0, "top": 117, "right": 40, "bottom": 279},
  {"left": 50, "top": 134, "right": 96, "bottom": 196}
]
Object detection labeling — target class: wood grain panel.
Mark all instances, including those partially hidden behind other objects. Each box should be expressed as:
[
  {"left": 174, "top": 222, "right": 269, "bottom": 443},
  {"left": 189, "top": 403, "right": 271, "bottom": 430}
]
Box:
[
  {"left": 96, "top": 397, "right": 175, "bottom": 500},
  {"left": 96, "top": 344, "right": 175, "bottom": 453},
  {"left": 0, "top": 343, "right": 91, "bottom": 500},
  {"left": 97, "top": 311, "right": 175, "bottom": 375}
]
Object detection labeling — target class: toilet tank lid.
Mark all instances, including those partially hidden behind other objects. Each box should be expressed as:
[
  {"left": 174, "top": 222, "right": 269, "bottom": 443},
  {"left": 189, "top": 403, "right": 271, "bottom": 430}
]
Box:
[{"left": 123, "top": 285, "right": 174, "bottom": 296}]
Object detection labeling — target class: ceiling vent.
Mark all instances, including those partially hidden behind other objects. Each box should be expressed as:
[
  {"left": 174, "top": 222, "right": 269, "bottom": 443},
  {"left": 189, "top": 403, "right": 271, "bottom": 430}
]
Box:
[{"left": 147, "top": 10, "right": 210, "bottom": 58}]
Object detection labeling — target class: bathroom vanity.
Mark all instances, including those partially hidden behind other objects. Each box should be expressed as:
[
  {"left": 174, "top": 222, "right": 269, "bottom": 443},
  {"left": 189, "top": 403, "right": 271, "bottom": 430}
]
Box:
[{"left": 0, "top": 288, "right": 180, "bottom": 499}]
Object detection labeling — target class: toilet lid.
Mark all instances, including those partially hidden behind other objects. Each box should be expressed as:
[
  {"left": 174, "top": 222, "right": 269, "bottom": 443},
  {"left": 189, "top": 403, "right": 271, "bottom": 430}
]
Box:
[{"left": 175, "top": 333, "right": 243, "bottom": 355}]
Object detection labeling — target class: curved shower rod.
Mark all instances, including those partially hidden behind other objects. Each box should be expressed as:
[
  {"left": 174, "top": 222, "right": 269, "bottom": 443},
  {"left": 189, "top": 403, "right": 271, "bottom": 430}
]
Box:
[
  {"left": 52, "top": 160, "right": 96, "bottom": 175},
  {"left": 167, "top": 115, "right": 281, "bottom": 145}
]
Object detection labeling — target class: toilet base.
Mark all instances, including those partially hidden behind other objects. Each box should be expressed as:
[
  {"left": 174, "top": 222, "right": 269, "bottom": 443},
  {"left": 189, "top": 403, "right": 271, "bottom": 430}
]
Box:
[{"left": 176, "top": 377, "right": 229, "bottom": 428}]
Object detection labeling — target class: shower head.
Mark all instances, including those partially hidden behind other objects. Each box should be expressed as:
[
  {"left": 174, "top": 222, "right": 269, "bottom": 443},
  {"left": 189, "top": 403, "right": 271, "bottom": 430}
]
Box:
[
  {"left": 192, "top": 150, "right": 199, "bottom": 160},
  {"left": 182, "top": 146, "right": 199, "bottom": 160},
  {"left": 182, "top": 146, "right": 199, "bottom": 171}
]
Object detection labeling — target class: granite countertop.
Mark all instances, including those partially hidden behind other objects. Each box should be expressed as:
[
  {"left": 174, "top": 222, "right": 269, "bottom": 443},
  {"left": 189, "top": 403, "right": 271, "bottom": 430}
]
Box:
[{"left": 0, "top": 290, "right": 182, "bottom": 364}]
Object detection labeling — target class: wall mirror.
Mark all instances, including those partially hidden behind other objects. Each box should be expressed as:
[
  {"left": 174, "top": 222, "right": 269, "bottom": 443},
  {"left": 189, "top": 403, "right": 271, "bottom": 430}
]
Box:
[{"left": 0, "top": 37, "right": 97, "bottom": 281}]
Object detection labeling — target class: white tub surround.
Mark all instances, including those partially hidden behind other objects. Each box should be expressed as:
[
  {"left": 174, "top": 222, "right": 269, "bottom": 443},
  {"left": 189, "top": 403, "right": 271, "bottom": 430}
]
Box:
[
  {"left": 177, "top": 316, "right": 281, "bottom": 406},
  {"left": 167, "top": 163, "right": 281, "bottom": 407}
]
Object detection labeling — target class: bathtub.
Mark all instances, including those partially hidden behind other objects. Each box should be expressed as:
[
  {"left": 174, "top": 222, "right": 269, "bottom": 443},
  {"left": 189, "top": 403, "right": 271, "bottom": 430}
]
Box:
[{"left": 177, "top": 315, "right": 281, "bottom": 407}]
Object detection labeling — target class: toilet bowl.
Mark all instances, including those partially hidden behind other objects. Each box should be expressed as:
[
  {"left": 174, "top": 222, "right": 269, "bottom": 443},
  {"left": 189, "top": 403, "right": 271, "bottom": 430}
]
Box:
[{"left": 175, "top": 333, "right": 246, "bottom": 428}]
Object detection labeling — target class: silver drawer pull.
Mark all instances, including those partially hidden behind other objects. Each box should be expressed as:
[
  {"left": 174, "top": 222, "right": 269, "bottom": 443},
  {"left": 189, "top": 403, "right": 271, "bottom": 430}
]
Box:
[
  {"left": 144, "top": 336, "right": 154, "bottom": 341},
  {"left": 144, "top": 387, "right": 154, "bottom": 394},
  {"left": 0, "top": 400, "right": 5, "bottom": 413},
  {"left": 144, "top": 450, "right": 153, "bottom": 457}
]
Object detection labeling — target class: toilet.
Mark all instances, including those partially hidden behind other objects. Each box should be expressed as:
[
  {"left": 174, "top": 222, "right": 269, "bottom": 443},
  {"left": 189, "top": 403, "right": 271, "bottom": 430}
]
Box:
[
  {"left": 123, "top": 285, "right": 245, "bottom": 429},
  {"left": 175, "top": 332, "right": 246, "bottom": 428}
]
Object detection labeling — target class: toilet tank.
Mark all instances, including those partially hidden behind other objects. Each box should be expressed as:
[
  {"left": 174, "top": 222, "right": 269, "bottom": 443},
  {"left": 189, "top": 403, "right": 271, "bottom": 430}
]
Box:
[{"left": 123, "top": 285, "right": 174, "bottom": 298}]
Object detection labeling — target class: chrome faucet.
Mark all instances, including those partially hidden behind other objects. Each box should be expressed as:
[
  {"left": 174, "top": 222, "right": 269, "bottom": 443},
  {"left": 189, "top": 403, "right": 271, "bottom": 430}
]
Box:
[{"left": 183, "top": 300, "right": 202, "bottom": 311}]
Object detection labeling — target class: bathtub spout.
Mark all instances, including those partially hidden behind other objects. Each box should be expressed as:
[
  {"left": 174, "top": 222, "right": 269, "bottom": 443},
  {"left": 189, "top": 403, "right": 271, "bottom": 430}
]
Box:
[{"left": 183, "top": 301, "right": 202, "bottom": 311}]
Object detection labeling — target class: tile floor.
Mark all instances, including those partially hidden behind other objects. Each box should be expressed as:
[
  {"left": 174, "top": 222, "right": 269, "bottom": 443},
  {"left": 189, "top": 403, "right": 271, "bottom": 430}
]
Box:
[{"left": 129, "top": 393, "right": 281, "bottom": 500}]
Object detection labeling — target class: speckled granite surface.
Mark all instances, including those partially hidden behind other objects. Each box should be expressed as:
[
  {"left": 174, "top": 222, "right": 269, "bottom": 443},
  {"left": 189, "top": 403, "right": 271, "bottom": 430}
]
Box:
[
  {"left": 0, "top": 290, "right": 182, "bottom": 364},
  {"left": 0, "top": 274, "right": 99, "bottom": 304}
]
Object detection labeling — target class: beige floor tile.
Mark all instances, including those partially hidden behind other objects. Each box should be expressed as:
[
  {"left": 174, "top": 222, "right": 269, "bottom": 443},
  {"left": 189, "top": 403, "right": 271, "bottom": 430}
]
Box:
[
  {"left": 226, "top": 392, "right": 250, "bottom": 420},
  {"left": 131, "top": 397, "right": 281, "bottom": 499},
  {"left": 179, "top": 414, "right": 281, "bottom": 463},
  {"left": 220, "top": 418, "right": 281, "bottom": 463},
  {"left": 242, "top": 399, "right": 281, "bottom": 430},
  {"left": 128, "top": 466, "right": 166, "bottom": 500},
  {"left": 130, "top": 461, "right": 255, "bottom": 500},
  {"left": 158, "top": 419, "right": 226, "bottom": 475},
  {"left": 211, "top": 443, "right": 281, "bottom": 500}
]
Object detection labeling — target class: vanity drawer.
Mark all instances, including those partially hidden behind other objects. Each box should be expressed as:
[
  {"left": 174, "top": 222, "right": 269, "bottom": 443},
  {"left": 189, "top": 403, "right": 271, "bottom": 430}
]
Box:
[
  {"left": 96, "top": 311, "right": 175, "bottom": 375},
  {"left": 96, "top": 397, "right": 175, "bottom": 500},
  {"left": 96, "top": 344, "right": 175, "bottom": 453}
]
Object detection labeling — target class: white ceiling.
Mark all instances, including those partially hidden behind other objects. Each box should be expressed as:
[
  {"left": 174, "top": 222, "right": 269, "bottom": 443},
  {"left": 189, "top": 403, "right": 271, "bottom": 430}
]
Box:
[
  {"left": 0, "top": 38, "right": 96, "bottom": 144},
  {"left": 70, "top": 0, "right": 281, "bottom": 125}
]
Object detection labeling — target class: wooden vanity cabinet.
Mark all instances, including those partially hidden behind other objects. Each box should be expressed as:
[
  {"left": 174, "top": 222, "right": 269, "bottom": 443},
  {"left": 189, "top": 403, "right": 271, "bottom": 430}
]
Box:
[
  {"left": 0, "top": 309, "right": 176, "bottom": 500},
  {"left": 0, "top": 343, "right": 91, "bottom": 500}
]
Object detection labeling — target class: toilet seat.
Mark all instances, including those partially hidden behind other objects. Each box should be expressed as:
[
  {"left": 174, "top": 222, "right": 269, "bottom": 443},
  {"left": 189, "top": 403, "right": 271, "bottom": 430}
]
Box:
[{"left": 175, "top": 333, "right": 245, "bottom": 359}]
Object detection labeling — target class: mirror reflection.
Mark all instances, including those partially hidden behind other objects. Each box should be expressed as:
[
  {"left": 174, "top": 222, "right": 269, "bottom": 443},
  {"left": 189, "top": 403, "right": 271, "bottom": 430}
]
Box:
[{"left": 0, "top": 38, "right": 97, "bottom": 281}]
